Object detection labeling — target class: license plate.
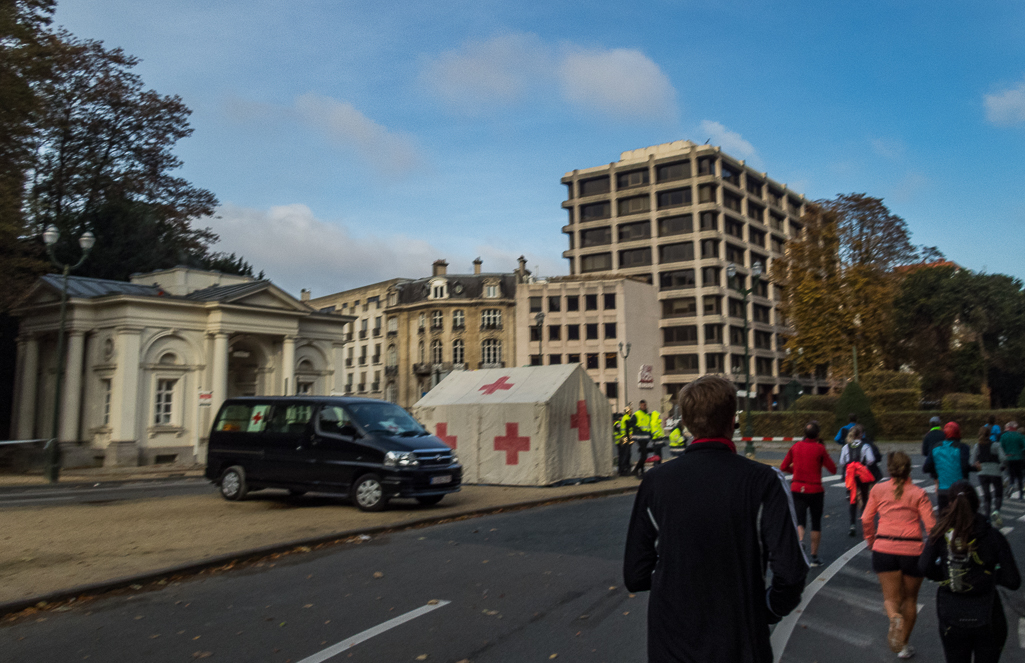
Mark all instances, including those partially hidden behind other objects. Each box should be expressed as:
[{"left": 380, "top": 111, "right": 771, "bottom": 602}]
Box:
[{"left": 430, "top": 475, "right": 452, "bottom": 485}]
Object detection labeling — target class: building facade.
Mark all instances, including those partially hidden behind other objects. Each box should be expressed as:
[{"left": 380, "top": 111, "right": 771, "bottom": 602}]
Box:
[
  {"left": 514, "top": 275, "right": 662, "bottom": 413},
  {"left": 560, "top": 140, "right": 825, "bottom": 406},
  {"left": 10, "top": 267, "right": 353, "bottom": 467}
]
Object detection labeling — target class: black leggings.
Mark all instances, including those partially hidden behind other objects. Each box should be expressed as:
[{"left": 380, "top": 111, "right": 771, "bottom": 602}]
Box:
[
  {"left": 978, "top": 475, "right": 1003, "bottom": 514},
  {"left": 939, "top": 596, "right": 1008, "bottom": 663},
  {"left": 848, "top": 483, "right": 871, "bottom": 525},
  {"left": 1008, "top": 460, "right": 1024, "bottom": 497},
  {"left": 633, "top": 438, "right": 650, "bottom": 476}
]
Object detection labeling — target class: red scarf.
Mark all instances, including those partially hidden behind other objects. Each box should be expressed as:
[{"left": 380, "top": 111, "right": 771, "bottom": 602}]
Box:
[{"left": 690, "top": 437, "right": 737, "bottom": 454}]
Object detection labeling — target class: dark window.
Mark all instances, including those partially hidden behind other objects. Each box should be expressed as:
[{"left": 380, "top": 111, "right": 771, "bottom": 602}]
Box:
[
  {"left": 706, "top": 353, "right": 725, "bottom": 372},
  {"left": 548, "top": 296, "right": 561, "bottom": 312},
  {"left": 755, "top": 279, "right": 769, "bottom": 298},
  {"left": 603, "top": 293, "right": 616, "bottom": 309},
  {"left": 586, "top": 353, "right": 599, "bottom": 369},
  {"left": 703, "top": 295, "right": 721, "bottom": 314},
  {"left": 605, "top": 352, "right": 618, "bottom": 369},
  {"left": 529, "top": 327, "right": 541, "bottom": 342},
  {"left": 725, "top": 216, "right": 744, "bottom": 239},
  {"left": 663, "top": 326, "right": 698, "bottom": 345},
  {"left": 606, "top": 382, "right": 619, "bottom": 398},
  {"left": 788, "top": 197, "right": 802, "bottom": 214},
  {"left": 754, "top": 330, "right": 773, "bottom": 349},
  {"left": 616, "top": 169, "right": 649, "bottom": 189},
  {"left": 581, "top": 227, "right": 611, "bottom": 247},
  {"left": 529, "top": 296, "right": 542, "bottom": 312},
  {"left": 585, "top": 294, "right": 598, "bottom": 310},
  {"left": 618, "top": 220, "right": 651, "bottom": 241},
  {"left": 721, "top": 163, "right": 741, "bottom": 187},
  {"left": 753, "top": 304, "right": 771, "bottom": 324},
  {"left": 581, "top": 253, "right": 612, "bottom": 273},
  {"left": 748, "top": 202, "right": 764, "bottom": 223},
  {"left": 704, "top": 324, "right": 723, "bottom": 343},
  {"left": 790, "top": 221, "right": 804, "bottom": 238},
  {"left": 548, "top": 325, "right": 561, "bottom": 341},
  {"left": 746, "top": 177, "right": 763, "bottom": 197},
  {"left": 530, "top": 355, "right": 542, "bottom": 366},
  {"left": 567, "top": 353, "right": 580, "bottom": 364},
  {"left": 701, "top": 266, "right": 720, "bottom": 287},
  {"left": 619, "top": 247, "right": 652, "bottom": 267},
  {"left": 730, "top": 325, "right": 746, "bottom": 345},
  {"left": 566, "top": 296, "right": 579, "bottom": 311},
  {"left": 700, "top": 239, "right": 719, "bottom": 259},
  {"left": 586, "top": 323, "right": 599, "bottom": 340},
  {"left": 660, "top": 268, "right": 696, "bottom": 290},
  {"left": 698, "top": 157, "right": 716, "bottom": 175},
  {"left": 565, "top": 182, "right": 574, "bottom": 201},
  {"left": 698, "top": 184, "right": 717, "bottom": 204},
  {"left": 750, "top": 229, "right": 765, "bottom": 247},
  {"left": 657, "top": 187, "right": 692, "bottom": 209},
  {"left": 729, "top": 299, "right": 746, "bottom": 318},
  {"left": 662, "top": 297, "right": 697, "bottom": 318},
  {"left": 549, "top": 354, "right": 562, "bottom": 365},
  {"left": 659, "top": 241, "right": 694, "bottom": 264},
  {"left": 658, "top": 214, "right": 693, "bottom": 237},
  {"left": 579, "top": 176, "right": 610, "bottom": 196},
  {"left": 604, "top": 322, "right": 617, "bottom": 339},
  {"left": 699, "top": 211, "right": 718, "bottom": 231},
  {"left": 656, "top": 160, "right": 691, "bottom": 182},
  {"left": 732, "top": 354, "right": 747, "bottom": 374},
  {"left": 770, "top": 235, "right": 785, "bottom": 253},
  {"left": 581, "top": 202, "right": 611, "bottom": 221},
  {"left": 618, "top": 195, "right": 650, "bottom": 216},
  {"left": 723, "top": 192, "right": 742, "bottom": 212},
  {"left": 756, "top": 357, "right": 774, "bottom": 376},
  {"left": 725, "top": 243, "right": 745, "bottom": 264},
  {"left": 768, "top": 188, "right": 783, "bottom": 208},
  {"left": 770, "top": 213, "right": 786, "bottom": 231},
  {"left": 567, "top": 324, "right": 580, "bottom": 340},
  {"left": 665, "top": 354, "right": 699, "bottom": 374}
]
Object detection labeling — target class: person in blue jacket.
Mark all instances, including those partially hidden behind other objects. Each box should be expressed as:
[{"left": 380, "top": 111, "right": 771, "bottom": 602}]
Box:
[
  {"left": 922, "top": 421, "right": 973, "bottom": 512},
  {"left": 834, "top": 413, "right": 858, "bottom": 445}
]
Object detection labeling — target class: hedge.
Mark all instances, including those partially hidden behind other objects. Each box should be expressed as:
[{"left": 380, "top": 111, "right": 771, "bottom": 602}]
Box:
[
  {"left": 792, "top": 394, "right": 839, "bottom": 412},
  {"left": 860, "top": 370, "right": 921, "bottom": 393},
  {"left": 869, "top": 389, "right": 920, "bottom": 412},
  {"left": 941, "top": 393, "right": 989, "bottom": 410},
  {"left": 745, "top": 409, "right": 1025, "bottom": 441}
]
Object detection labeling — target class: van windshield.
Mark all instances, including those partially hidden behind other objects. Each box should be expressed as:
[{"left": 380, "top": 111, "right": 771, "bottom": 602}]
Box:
[{"left": 345, "top": 402, "right": 427, "bottom": 437}]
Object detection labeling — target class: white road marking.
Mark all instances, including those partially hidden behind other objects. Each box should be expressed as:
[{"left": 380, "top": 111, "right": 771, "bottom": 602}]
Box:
[
  {"left": 1019, "top": 617, "right": 1025, "bottom": 648},
  {"left": 923, "top": 485, "right": 936, "bottom": 494},
  {"left": 770, "top": 540, "right": 868, "bottom": 663},
  {"left": 821, "top": 475, "right": 843, "bottom": 483},
  {"left": 798, "top": 615, "right": 874, "bottom": 647},
  {"left": 1001, "top": 526, "right": 1014, "bottom": 535},
  {"left": 1017, "top": 514, "right": 1025, "bottom": 523},
  {"left": 296, "top": 600, "right": 451, "bottom": 663}
]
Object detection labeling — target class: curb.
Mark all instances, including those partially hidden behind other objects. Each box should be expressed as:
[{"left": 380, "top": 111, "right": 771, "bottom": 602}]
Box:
[
  {"left": 0, "top": 474, "right": 207, "bottom": 494},
  {"left": 0, "top": 483, "right": 638, "bottom": 618}
]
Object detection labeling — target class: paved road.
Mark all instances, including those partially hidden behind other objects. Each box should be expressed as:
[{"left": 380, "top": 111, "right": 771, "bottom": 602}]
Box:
[
  {"left": 4, "top": 455, "right": 1024, "bottom": 662},
  {"left": 0, "top": 478, "right": 216, "bottom": 508}
]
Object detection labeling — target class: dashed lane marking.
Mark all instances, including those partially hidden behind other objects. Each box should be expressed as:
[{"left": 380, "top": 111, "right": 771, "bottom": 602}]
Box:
[
  {"left": 821, "top": 475, "right": 843, "bottom": 483},
  {"left": 798, "top": 614, "right": 874, "bottom": 647},
  {"left": 1001, "top": 526, "right": 1014, "bottom": 536},
  {"left": 1019, "top": 617, "right": 1024, "bottom": 649},
  {"left": 296, "top": 600, "right": 451, "bottom": 663}
]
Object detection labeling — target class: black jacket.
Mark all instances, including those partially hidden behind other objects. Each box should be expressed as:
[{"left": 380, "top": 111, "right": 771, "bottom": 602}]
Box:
[
  {"left": 920, "top": 514, "right": 1021, "bottom": 595},
  {"left": 624, "top": 441, "right": 808, "bottom": 662},
  {"left": 921, "top": 427, "right": 945, "bottom": 458}
]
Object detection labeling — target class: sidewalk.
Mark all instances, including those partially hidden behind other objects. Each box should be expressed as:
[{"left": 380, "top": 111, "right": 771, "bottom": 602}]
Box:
[{"left": 0, "top": 464, "right": 206, "bottom": 489}]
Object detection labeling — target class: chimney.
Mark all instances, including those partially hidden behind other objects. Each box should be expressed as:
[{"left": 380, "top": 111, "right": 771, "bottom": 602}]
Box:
[
  {"left": 516, "top": 255, "right": 530, "bottom": 282},
  {"left": 432, "top": 259, "right": 448, "bottom": 277},
  {"left": 300, "top": 288, "right": 311, "bottom": 302},
  {"left": 473, "top": 257, "right": 482, "bottom": 275}
]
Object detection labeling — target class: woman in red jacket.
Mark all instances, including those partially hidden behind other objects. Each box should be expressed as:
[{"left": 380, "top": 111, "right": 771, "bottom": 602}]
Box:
[
  {"left": 862, "top": 451, "right": 936, "bottom": 659},
  {"left": 780, "top": 421, "right": 836, "bottom": 567}
]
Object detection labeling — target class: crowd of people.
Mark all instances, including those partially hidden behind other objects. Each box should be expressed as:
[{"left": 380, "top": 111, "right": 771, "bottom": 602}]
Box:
[{"left": 624, "top": 384, "right": 1022, "bottom": 663}]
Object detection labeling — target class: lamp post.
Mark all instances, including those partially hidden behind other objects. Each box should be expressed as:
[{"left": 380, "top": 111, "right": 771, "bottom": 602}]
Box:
[
  {"left": 534, "top": 311, "right": 545, "bottom": 365},
  {"left": 42, "top": 224, "right": 95, "bottom": 483},
  {"left": 618, "top": 341, "right": 631, "bottom": 411},
  {"left": 726, "top": 260, "right": 762, "bottom": 459}
]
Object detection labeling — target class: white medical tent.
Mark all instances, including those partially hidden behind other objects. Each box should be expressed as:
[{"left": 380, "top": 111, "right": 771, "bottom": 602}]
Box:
[{"left": 411, "top": 364, "right": 614, "bottom": 486}]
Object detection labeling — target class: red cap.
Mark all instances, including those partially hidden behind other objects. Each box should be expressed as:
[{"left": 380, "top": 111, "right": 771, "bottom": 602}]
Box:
[{"left": 943, "top": 421, "right": 961, "bottom": 439}]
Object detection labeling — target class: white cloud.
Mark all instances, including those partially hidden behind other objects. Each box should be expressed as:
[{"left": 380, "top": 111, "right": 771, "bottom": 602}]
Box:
[
  {"left": 870, "top": 137, "right": 905, "bottom": 160},
  {"left": 293, "top": 93, "right": 423, "bottom": 176},
  {"left": 889, "top": 171, "right": 930, "bottom": 204},
  {"left": 984, "top": 78, "right": 1025, "bottom": 126},
  {"left": 558, "top": 47, "right": 677, "bottom": 120},
  {"left": 698, "top": 120, "right": 758, "bottom": 161}
]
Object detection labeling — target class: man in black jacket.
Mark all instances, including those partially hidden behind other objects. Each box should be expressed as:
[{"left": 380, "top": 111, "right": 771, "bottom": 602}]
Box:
[
  {"left": 624, "top": 375, "right": 808, "bottom": 662},
  {"left": 921, "top": 415, "right": 945, "bottom": 458}
]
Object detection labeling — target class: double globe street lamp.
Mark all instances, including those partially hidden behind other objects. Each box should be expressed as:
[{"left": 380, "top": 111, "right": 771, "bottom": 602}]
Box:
[
  {"left": 726, "top": 260, "right": 762, "bottom": 459},
  {"left": 42, "top": 224, "right": 95, "bottom": 483}
]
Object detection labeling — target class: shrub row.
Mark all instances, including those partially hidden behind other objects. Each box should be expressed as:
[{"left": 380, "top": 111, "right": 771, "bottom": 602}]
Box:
[
  {"left": 747, "top": 409, "right": 1025, "bottom": 441},
  {"left": 941, "top": 393, "right": 990, "bottom": 410},
  {"left": 870, "top": 389, "right": 920, "bottom": 412}
]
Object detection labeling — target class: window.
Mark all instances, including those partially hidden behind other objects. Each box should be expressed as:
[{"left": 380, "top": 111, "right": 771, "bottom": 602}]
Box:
[
  {"left": 605, "top": 352, "right": 618, "bottom": 369},
  {"left": 585, "top": 294, "right": 599, "bottom": 310},
  {"left": 417, "top": 340, "right": 425, "bottom": 364},
  {"left": 431, "top": 310, "right": 443, "bottom": 330},
  {"left": 770, "top": 235, "right": 785, "bottom": 254},
  {"left": 618, "top": 220, "right": 651, "bottom": 241},
  {"left": 788, "top": 197, "right": 802, "bottom": 215},
  {"left": 548, "top": 325, "right": 561, "bottom": 341},
  {"left": 549, "top": 354, "right": 562, "bottom": 364},
  {"left": 756, "top": 357, "right": 774, "bottom": 376},
  {"left": 753, "top": 304, "right": 771, "bottom": 324},
  {"left": 580, "top": 202, "right": 611, "bottom": 221},
  {"left": 418, "top": 313, "right": 426, "bottom": 331},
  {"left": 529, "top": 296, "right": 543, "bottom": 312},
  {"left": 452, "top": 339, "right": 465, "bottom": 364},
  {"left": 431, "top": 282, "right": 448, "bottom": 299},
  {"left": 566, "top": 296, "right": 579, "bottom": 311},
  {"left": 604, "top": 323, "right": 617, "bottom": 339},
  {"left": 749, "top": 229, "right": 765, "bottom": 247},
  {"left": 387, "top": 316, "right": 398, "bottom": 333},
  {"left": 215, "top": 402, "right": 270, "bottom": 432},
  {"left": 721, "top": 163, "right": 741, "bottom": 187},
  {"left": 606, "top": 382, "right": 619, "bottom": 399},
  {"left": 586, "top": 323, "right": 599, "bottom": 340},
  {"left": 730, "top": 326, "right": 746, "bottom": 346},
  {"left": 746, "top": 177, "right": 763, "bottom": 197},
  {"left": 101, "top": 379, "right": 112, "bottom": 425},
  {"left": 704, "top": 324, "right": 723, "bottom": 343},
  {"left": 729, "top": 299, "right": 746, "bottom": 318},
  {"left": 700, "top": 239, "right": 719, "bottom": 259},
  {"left": 579, "top": 176, "right": 610, "bottom": 196},
  {"left": 701, "top": 266, "right": 721, "bottom": 287},
  {"left": 619, "top": 247, "right": 652, "bottom": 267},
  {"left": 770, "top": 213, "right": 785, "bottom": 231},
  {"left": 658, "top": 214, "right": 692, "bottom": 237},
  {"left": 725, "top": 243, "right": 745, "bottom": 264},
  {"left": 723, "top": 192, "right": 742, "bottom": 212},
  {"left": 755, "top": 279, "right": 769, "bottom": 298},
  {"left": 698, "top": 157, "right": 716, "bottom": 175},
  {"left": 731, "top": 354, "right": 747, "bottom": 374},
  {"left": 725, "top": 216, "right": 745, "bottom": 239},
  {"left": 581, "top": 253, "right": 612, "bottom": 273},
  {"left": 616, "top": 169, "right": 649, "bottom": 189},
  {"left": 790, "top": 221, "right": 804, "bottom": 238},
  {"left": 660, "top": 268, "right": 696, "bottom": 290},
  {"left": 699, "top": 295, "right": 720, "bottom": 315},
  {"left": 387, "top": 345, "right": 398, "bottom": 366},
  {"left": 768, "top": 188, "right": 783, "bottom": 208},
  {"left": 617, "top": 195, "right": 650, "bottom": 216},
  {"left": 481, "top": 309, "right": 502, "bottom": 328},
  {"left": 297, "top": 381, "right": 314, "bottom": 395},
  {"left": 705, "top": 353, "right": 725, "bottom": 372},
  {"left": 699, "top": 211, "right": 718, "bottom": 231},
  {"left": 566, "top": 324, "right": 580, "bottom": 340},
  {"left": 581, "top": 227, "right": 612, "bottom": 247},
  {"left": 656, "top": 160, "right": 690, "bottom": 182},
  {"left": 698, "top": 184, "right": 717, "bottom": 204},
  {"left": 452, "top": 309, "right": 465, "bottom": 329},
  {"left": 663, "top": 326, "right": 698, "bottom": 345},
  {"left": 481, "top": 339, "right": 502, "bottom": 366},
  {"left": 530, "top": 354, "right": 542, "bottom": 366},
  {"left": 604, "top": 293, "right": 615, "bottom": 309},
  {"left": 529, "top": 326, "right": 541, "bottom": 342},
  {"left": 586, "top": 353, "right": 599, "bottom": 369},
  {"left": 748, "top": 202, "right": 764, "bottom": 223},
  {"left": 154, "top": 379, "right": 177, "bottom": 425},
  {"left": 662, "top": 297, "right": 697, "bottom": 318},
  {"left": 657, "top": 187, "right": 692, "bottom": 209},
  {"left": 485, "top": 284, "right": 500, "bottom": 298},
  {"left": 567, "top": 354, "right": 580, "bottom": 364},
  {"left": 659, "top": 242, "right": 694, "bottom": 264},
  {"left": 754, "top": 330, "right": 773, "bottom": 350},
  {"left": 665, "top": 354, "right": 699, "bottom": 374},
  {"left": 548, "top": 296, "right": 561, "bottom": 312}
]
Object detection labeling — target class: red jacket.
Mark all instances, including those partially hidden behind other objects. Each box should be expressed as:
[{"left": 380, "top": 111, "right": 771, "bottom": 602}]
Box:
[{"left": 780, "top": 438, "right": 837, "bottom": 494}]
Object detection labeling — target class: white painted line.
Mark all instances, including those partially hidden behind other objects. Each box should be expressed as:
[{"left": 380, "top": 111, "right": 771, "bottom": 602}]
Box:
[
  {"left": 1001, "top": 526, "right": 1014, "bottom": 536},
  {"left": 821, "top": 475, "right": 843, "bottom": 483},
  {"left": 296, "top": 600, "right": 451, "bottom": 663},
  {"left": 1018, "top": 617, "right": 1024, "bottom": 648},
  {"left": 1017, "top": 514, "right": 1025, "bottom": 523},
  {"left": 770, "top": 540, "right": 868, "bottom": 663},
  {"left": 923, "top": 485, "right": 936, "bottom": 494}
]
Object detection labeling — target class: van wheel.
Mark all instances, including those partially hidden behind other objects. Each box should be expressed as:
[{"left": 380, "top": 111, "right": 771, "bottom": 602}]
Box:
[
  {"left": 416, "top": 495, "right": 444, "bottom": 506},
  {"left": 351, "top": 473, "right": 388, "bottom": 512},
  {"left": 220, "top": 466, "right": 249, "bottom": 501}
]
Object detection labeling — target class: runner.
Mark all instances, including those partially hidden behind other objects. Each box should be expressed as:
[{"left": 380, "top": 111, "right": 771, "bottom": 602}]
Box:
[
  {"left": 780, "top": 421, "right": 836, "bottom": 566},
  {"left": 971, "top": 423, "right": 1007, "bottom": 526},
  {"left": 839, "top": 424, "right": 876, "bottom": 536}
]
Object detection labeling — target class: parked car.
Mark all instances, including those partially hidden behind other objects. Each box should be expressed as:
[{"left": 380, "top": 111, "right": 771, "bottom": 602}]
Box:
[{"left": 205, "top": 396, "right": 462, "bottom": 511}]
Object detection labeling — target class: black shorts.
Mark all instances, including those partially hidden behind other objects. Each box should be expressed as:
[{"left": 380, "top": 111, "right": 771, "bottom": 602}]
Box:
[
  {"left": 791, "top": 491, "right": 824, "bottom": 531},
  {"left": 871, "top": 550, "right": 924, "bottom": 577}
]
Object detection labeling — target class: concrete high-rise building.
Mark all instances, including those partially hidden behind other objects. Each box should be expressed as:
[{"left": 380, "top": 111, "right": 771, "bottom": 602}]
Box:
[{"left": 560, "top": 140, "right": 823, "bottom": 407}]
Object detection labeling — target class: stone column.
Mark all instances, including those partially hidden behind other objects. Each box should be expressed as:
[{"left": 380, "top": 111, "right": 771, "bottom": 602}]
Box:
[
  {"left": 15, "top": 335, "right": 39, "bottom": 440},
  {"left": 210, "top": 332, "right": 229, "bottom": 415},
  {"left": 282, "top": 336, "right": 296, "bottom": 395},
  {"left": 58, "top": 331, "right": 86, "bottom": 442},
  {"left": 110, "top": 328, "right": 142, "bottom": 443}
]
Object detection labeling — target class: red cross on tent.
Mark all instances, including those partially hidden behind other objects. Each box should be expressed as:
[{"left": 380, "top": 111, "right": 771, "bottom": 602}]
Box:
[
  {"left": 435, "top": 423, "right": 457, "bottom": 449},
  {"left": 480, "top": 376, "right": 514, "bottom": 395},
  {"left": 251, "top": 411, "right": 263, "bottom": 425},
  {"left": 494, "top": 423, "right": 530, "bottom": 465},
  {"left": 570, "top": 400, "right": 591, "bottom": 441}
]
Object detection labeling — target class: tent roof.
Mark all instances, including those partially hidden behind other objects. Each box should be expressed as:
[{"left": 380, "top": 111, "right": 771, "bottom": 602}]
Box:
[{"left": 414, "top": 364, "right": 583, "bottom": 406}]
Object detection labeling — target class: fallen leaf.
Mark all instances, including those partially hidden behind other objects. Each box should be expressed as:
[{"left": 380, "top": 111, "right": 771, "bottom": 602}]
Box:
[
  {"left": 549, "top": 655, "right": 558, "bottom": 659},
  {"left": 149, "top": 634, "right": 160, "bottom": 639},
  {"left": 134, "top": 616, "right": 144, "bottom": 620},
  {"left": 373, "top": 572, "right": 384, "bottom": 579},
  {"left": 416, "top": 656, "right": 429, "bottom": 661},
  {"left": 427, "top": 600, "right": 439, "bottom": 605},
  {"left": 623, "top": 611, "right": 630, "bottom": 616},
  {"left": 191, "top": 653, "right": 212, "bottom": 659},
  {"left": 193, "top": 636, "right": 201, "bottom": 640},
  {"left": 608, "top": 586, "right": 616, "bottom": 591},
  {"left": 303, "top": 604, "right": 313, "bottom": 609},
  {"left": 578, "top": 615, "right": 589, "bottom": 620}
]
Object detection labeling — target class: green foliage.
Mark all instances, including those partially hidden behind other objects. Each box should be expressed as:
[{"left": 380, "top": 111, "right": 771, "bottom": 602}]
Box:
[
  {"left": 869, "top": 389, "right": 920, "bottom": 412},
  {"left": 1018, "top": 388, "right": 1025, "bottom": 408},
  {"left": 861, "top": 370, "right": 921, "bottom": 393},
  {"left": 951, "top": 342, "right": 985, "bottom": 394},
  {"left": 792, "top": 394, "right": 839, "bottom": 412},
  {"left": 941, "top": 393, "right": 989, "bottom": 411},
  {"left": 835, "top": 381, "right": 878, "bottom": 439},
  {"left": 750, "top": 409, "right": 1025, "bottom": 440}
]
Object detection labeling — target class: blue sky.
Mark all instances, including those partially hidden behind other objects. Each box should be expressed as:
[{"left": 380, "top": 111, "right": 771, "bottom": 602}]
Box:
[{"left": 54, "top": 0, "right": 1025, "bottom": 296}]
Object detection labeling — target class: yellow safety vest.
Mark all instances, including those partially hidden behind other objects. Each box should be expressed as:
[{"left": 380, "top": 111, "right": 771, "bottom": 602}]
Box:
[
  {"left": 669, "top": 428, "right": 684, "bottom": 448},
  {"left": 618, "top": 414, "right": 633, "bottom": 444}
]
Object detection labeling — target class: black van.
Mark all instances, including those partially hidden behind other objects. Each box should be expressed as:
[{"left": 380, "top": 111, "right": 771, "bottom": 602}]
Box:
[{"left": 205, "top": 396, "right": 461, "bottom": 511}]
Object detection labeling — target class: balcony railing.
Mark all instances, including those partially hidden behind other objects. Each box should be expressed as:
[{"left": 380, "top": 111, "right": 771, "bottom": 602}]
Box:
[
  {"left": 357, "top": 384, "right": 366, "bottom": 393},
  {"left": 387, "top": 330, "right": 397, "bottom": 337},
  {"left": 480, "top": 322, "right": 503, "bottom": 331},
  {"left": 385, "top": 366, "right": 398, "bottom": 377},
  {"left": 371, "top": 355, "right": 381, "bottom": 365},
  {"left": 413, "top": 363, "right": 431, "bottom": 375},
  {"left": 371, "top": 382, "right": 380, "bottom": 392},
  {"left": 345, "top": 358, "right": 353, "bottom": 367},
  {"left": 430, "top": 324, "right": 444, "bottom": 332},
  {"left": 451, "top": 362, "right": 468, "bottom": 371},
  {"left": 417, "top": 326, "right": 426, "bottom": 334},
  {"left": 373, "top": 328, "right": 381, "bottom": 337},
  {"left": 358, "top": 357, "right": 367, "bottom": 366},
  {"left": 478, "top": 361, "right": 505, "bottom": 369},
  {"left": 358, "top": 330, "right": 368, "bottom": 340}
]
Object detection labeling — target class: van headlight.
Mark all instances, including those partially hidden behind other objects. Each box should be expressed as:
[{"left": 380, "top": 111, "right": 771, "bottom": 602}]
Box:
[{"left": 384, "top": 451, "right": 419, "bottom": 467}]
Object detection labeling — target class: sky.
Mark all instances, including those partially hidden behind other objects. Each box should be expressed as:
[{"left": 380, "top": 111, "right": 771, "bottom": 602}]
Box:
[{"left": 53, "top": 0, "right": 1025, "bottom": 296}]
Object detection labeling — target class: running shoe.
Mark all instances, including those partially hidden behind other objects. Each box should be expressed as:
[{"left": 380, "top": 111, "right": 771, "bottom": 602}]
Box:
[
  {"left": 848, "top": 524, "right": 857, "bottom": 537},
  {"left": 887, "top": 615, "right": 904, "bottom": 653},
  {"left": 991, "top": 510, "right": 1004, "bottom": 528},
  {"left": 897, "top": 644, "right": 915, "bottom": 659},
  {"left": 809, "top": 555, "right": 822, "bottom": 567}
]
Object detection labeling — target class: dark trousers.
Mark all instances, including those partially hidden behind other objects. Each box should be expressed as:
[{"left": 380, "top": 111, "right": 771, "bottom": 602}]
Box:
[
  {"left": 617, "top": 443, "right": 632, "bottom": 476},
  {"left": 1007, "top": 460, "right": 1025, "bottom": 497},
  {"left": 848, "top": 482, "right": 871, "bottom": 525},
  {"left": 633, "top": 438, "right": 650, "bottom": 476},
  {"left": 978, "top": 475, "right": 1003, "bottom": 514},
  {"left": 939, "top": 596, "right": 1008, "bottom": 663}
]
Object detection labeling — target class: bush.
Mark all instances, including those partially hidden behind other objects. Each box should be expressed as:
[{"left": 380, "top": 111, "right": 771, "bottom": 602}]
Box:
[
  {"left": 835, "top": 381, "right": 878, "bottom": 440},
  {"left": 748, "top": 411, "right": 836, "bottom": 439},
  {"left": 941, "top": 393, "right": 989, "bottom": 411},
  {"left": 792, "top": 394, "right": 839, "bottom": 412},
  {"left": 1018, "top": 388, "right": 1025, "bottom": 408},
  {"left": 869, "top": 389, "right": 921, "bottom": 412},
  {"left": 861, "top": 370, "right": 921, "bottom": 393},
  {"left": 877, "top": 409, "right": 1025, "bottom": 441}
]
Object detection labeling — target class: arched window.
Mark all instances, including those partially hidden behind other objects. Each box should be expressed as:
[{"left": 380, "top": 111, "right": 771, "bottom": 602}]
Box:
[
  {"left": 482, "top": 339, "right": 502, "bottom": 366},
  {"left": 452, "top": 339, "right": 465, "bottom": 364},
  {"left": 452, "top": 309, "right": 465, "bottom": 329},
  {"left": 430, "top": 339, "right": 443, "bottom": 364},
  {"left": 386, "top": 345, "right": 398, "bottom": 366},
  {"left": 159, "top": 352, "right": 178, "bottom": 365},
  {"left": 418, "top": 340, "right": 425, "bottom": 363},
  {"left": 297, "top": 359, "right": 314, "bottom": 372}
]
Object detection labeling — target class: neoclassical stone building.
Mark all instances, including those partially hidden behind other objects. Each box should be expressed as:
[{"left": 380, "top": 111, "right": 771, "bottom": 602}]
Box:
[{"left": 10, "top": 267, "right": 353, "bottom": 467}]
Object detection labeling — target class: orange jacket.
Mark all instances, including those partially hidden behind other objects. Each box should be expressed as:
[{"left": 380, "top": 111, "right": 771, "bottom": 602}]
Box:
[{"left": 844, "top": 461, "right": 874, "bottom": 503}]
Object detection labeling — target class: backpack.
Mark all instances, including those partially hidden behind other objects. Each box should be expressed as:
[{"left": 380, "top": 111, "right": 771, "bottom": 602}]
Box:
[
  {"left": 936, "top": 530, "right": 997, "bottom": 628},
  {"left": 864, "top": 440, "right": 883, "bottom": 482}
]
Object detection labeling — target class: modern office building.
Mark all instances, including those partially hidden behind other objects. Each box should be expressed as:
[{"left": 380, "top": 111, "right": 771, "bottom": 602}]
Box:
[{"left": 560, "top": 140, "right": 823, "bottom": 407}]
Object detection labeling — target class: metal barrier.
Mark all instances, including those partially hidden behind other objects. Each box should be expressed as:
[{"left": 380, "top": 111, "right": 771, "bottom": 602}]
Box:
[{"left": 0, "top": 439, "right": 49, "bottom": 473}]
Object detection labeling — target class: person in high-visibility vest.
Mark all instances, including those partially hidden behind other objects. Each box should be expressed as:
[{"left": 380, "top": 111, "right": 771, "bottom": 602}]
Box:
[
  {"left": 614, "top": 411, "right": 632, "bottom": 476},
  {"left": 668, "top": 424, "right": 687, "bottom": 458},
  {"left": 629, "top": 400, "right": 663, "bottom": 477}
]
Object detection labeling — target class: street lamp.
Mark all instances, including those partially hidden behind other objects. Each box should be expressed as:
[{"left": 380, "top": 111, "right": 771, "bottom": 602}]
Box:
[
  {"left": 42, "top": 224, "right": 95, "bottom": 483},
  {"left": 534, "top": 311, "right": 545, "bottom": 365},
  {"left": 618, "top": 341, "right": 631, "bottom": 411},
  {"left": 726, "top": 260, "right": 762, "bottom": 459}
]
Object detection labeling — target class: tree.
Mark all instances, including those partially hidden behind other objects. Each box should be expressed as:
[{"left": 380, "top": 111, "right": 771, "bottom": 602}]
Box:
[
  {"left": 891, "top": 264, "right": 961, "bottom": 397},
  {"left": 834, "top": 381, "right": 877, "bottom": 441}
]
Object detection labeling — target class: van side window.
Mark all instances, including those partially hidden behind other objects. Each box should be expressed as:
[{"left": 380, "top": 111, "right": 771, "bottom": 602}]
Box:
[
  {"left": 216, "top": 403, "right": 270, "bottom": 432},
  {"left": 317, "top": 406, "right": 353, "bottom": 435},
  {"left": 267, "top": 404, "right": 313, "bottom": 434}
]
